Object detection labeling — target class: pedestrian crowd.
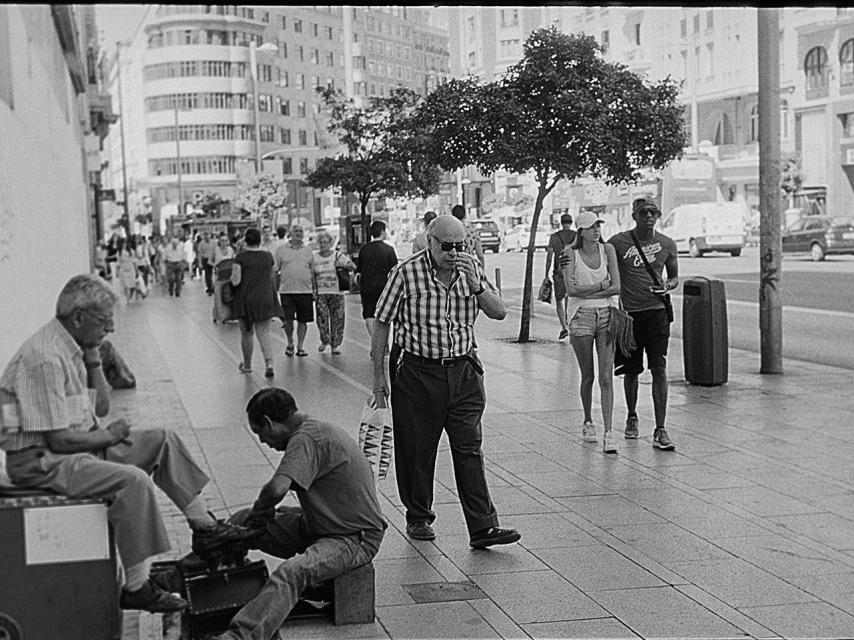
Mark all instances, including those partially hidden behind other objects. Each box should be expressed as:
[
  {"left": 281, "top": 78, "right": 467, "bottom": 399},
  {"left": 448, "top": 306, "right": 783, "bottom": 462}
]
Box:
[{"left": 1, "top": 198, "right": 679, "bottom": 639}]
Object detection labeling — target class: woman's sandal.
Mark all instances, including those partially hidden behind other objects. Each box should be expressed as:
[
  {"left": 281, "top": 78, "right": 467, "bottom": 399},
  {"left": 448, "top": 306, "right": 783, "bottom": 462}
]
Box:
[
  {"left": 285, "top": 345, "right": 295, "bottom": 357},
  {"left": 296, "top": 349, "right": 308, "bottom": 357}
]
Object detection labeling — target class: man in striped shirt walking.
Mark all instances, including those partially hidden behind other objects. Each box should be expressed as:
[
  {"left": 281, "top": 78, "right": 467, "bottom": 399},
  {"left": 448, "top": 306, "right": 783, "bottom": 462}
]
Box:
[{"left": 370, "top": 215, "right": 521, "bottom": 548}]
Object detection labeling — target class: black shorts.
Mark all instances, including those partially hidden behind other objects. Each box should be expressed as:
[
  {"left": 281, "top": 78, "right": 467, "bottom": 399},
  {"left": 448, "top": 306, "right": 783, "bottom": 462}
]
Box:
[
  {"left": 280, "top": 293, "right": 314, "bottom": 323},
  {"left": 360, "top": 292, "right": 380, "bottom": 319},
  {"left": 614, "top": 308, "right": 670, "bottom": 376}
]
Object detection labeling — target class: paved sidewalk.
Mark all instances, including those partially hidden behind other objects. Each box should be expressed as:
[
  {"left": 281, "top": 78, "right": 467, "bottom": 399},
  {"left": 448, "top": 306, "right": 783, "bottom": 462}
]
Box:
[{"left": 111, "top": 280, "right": 854, "bottom": 640}]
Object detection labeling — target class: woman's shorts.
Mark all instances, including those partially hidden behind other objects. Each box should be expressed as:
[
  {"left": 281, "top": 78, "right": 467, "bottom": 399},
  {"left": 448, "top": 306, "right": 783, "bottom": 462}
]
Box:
[{"left": 569, "top": 306, "right": 610, "bottom": 339}]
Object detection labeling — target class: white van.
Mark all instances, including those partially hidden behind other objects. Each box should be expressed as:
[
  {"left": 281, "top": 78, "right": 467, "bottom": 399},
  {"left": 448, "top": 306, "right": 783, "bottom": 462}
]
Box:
[{"left": 659, "top": 202, "right": 747, "bottom": 257}]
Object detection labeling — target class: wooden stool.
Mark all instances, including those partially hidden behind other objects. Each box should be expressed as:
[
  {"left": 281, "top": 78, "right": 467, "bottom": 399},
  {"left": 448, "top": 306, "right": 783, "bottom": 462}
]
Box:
[{"left": 332, "top": 562, "right": 375, "bottom": 625}]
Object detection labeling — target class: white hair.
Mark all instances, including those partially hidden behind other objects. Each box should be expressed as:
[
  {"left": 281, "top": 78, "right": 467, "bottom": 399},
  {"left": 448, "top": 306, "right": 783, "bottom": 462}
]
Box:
[{"left": 55, "top": 274, "right": 118, "bottom": 318}]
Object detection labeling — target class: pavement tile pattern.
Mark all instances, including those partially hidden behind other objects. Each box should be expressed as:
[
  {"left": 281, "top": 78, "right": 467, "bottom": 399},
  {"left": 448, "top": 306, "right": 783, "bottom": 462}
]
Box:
[{"left": 104, "top": 281, "right": 854, "bottom": 640}]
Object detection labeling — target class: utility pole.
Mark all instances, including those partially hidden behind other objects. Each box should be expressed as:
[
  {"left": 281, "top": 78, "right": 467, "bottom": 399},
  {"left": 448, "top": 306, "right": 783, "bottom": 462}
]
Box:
[
  {"left": 116, "top": 40, "right": 130, "bottom": 236},
  {"left": 757, "top": 8, "right": 783, "bottom": 373},
  {"left": 249, "top": 40, "right": 262, "bottom": 174},
  {"left": 174, "top": 105, "right": 183, "bottom": 217}
]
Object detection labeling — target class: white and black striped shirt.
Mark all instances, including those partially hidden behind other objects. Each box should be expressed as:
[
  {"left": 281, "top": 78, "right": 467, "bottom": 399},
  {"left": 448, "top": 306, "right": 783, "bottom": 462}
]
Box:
[{"left": 374, "top": 250, "right": 495, "bottom": 359}]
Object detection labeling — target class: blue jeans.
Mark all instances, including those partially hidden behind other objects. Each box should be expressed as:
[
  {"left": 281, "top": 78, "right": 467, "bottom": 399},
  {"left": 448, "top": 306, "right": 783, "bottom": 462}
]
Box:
[{"left": 222, "top": 507, "right": 384, "bottom": 640}]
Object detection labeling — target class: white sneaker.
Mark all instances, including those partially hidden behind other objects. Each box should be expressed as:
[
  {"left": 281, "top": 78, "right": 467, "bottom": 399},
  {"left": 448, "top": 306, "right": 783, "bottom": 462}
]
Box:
[
  {"left": 582, "top": 421, "right": 598, "bottom": 443},
  {"left": 603, "top": 432, "right": 618, "bottom": 454}
]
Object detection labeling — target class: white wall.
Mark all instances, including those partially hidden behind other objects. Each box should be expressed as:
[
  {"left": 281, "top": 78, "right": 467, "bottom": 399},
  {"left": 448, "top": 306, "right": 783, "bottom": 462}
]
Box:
[{"left": 0, "top": 6, "right": 91, "bottom": 365}]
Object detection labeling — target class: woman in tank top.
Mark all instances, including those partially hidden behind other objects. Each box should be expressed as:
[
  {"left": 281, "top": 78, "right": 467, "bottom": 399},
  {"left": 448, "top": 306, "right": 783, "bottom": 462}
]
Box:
[{"left": 561, "top": 211, "right": 622, "bottom": 454}]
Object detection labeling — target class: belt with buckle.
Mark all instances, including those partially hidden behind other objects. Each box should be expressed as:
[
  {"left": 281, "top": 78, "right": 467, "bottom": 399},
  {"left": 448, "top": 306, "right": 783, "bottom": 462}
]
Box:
[{"left": 402, "top": 351, "right": 470, "bottom": 367}]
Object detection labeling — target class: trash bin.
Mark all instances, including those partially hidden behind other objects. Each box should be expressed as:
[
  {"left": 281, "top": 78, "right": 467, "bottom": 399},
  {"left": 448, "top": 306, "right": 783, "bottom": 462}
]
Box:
[{"left": 682, "top": 276, "right": 728, "bottom": 385}]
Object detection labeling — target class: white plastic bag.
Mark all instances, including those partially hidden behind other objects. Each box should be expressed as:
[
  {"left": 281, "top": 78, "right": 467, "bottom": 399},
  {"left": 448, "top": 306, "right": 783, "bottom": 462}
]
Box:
[{"left": 358, "top": 395, "right": 393, "bottom": 481}]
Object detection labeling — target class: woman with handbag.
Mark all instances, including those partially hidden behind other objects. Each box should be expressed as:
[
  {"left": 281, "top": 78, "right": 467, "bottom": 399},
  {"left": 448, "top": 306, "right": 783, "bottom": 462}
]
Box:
[
  {"left": 311, "top": 231, "right": 355, "bottom": 354},
  {"left": 561, "top": 211, "right": 622, "bottom": 454}
]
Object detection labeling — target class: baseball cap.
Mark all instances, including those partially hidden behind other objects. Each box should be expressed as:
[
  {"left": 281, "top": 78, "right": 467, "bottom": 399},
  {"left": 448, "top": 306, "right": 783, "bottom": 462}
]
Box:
[{"left": 575, "top": 210, "right": 605, "bottom": 230}]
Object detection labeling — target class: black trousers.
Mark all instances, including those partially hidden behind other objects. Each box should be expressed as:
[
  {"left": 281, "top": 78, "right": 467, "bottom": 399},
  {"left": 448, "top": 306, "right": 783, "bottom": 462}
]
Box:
[
  {"left": 203, "top": 262, "right": 214, "bottom": 292},
  {"left": 390, "top": 353, "right": 498, "bottom": 535}
]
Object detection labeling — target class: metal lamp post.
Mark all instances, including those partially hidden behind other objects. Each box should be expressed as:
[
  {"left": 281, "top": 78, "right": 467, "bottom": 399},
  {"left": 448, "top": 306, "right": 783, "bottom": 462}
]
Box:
[{"left": 248, "top": 41, "right": 279, "bottom": 174}]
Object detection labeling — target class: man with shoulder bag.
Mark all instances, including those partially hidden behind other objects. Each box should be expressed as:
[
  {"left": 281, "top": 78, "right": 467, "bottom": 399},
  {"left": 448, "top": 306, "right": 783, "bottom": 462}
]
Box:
[
  {"left": 607, "top": 199, "right": 679, "bottom": 450},
  {"left": 544, "top": 214, "right": 576, "bottom": 339}
]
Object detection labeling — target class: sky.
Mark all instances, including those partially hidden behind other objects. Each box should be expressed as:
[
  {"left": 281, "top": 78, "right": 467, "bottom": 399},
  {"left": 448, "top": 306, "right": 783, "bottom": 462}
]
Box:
[{"left": 94, "top": 4, "right": 149, "bottom": 55}]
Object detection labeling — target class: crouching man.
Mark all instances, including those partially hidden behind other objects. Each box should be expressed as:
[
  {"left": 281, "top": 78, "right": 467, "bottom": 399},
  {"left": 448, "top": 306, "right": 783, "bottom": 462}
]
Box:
[
  {"left": 215, "top": 387, "right": 386, "bottom": 640},
  {"left": 0, "top": 274, "right": 248, "bottom": 613}
]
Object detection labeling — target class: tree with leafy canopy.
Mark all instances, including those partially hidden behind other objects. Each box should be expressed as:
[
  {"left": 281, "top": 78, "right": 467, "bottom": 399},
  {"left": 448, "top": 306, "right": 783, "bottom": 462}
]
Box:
[
  {"left": 416, "top": 27, "right": 686, "bottom": 342},
  {"left": 234, "top": 174, "right": 288, "bottom": 226},
  {"left": 306, "top": 86, "right": 440, "bottom": 242}
]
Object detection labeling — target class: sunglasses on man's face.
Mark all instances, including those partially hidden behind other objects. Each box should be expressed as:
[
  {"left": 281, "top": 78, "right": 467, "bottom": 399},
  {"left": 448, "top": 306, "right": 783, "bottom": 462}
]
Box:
[{"left": 435, "top": 240, "right": 466, "bottom": 252}]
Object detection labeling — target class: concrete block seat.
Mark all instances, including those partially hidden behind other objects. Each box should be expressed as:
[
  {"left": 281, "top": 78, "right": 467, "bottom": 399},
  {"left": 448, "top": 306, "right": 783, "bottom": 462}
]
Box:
[{"left": 290, "top": 562, "right": 376, "bottom": 625}]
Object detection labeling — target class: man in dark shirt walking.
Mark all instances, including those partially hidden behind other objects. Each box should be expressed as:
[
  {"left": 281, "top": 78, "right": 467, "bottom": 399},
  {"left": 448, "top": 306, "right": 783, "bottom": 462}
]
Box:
[
  {"left": 543, "top": 213, "right": 576, "bottom": 339},
  {"left": 356, "top": 220, "right": 398, "bottom": 339},
  {"left": 608, "top": 199, "right": 679, "bottom": 450}
]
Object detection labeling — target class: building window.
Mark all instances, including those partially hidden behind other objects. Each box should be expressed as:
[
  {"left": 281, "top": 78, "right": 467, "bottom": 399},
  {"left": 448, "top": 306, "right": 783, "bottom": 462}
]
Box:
[
  {"left": 294, "top": 19, "right": 303, "bottom": 33},
  {"left": 500, "top": 9, "right": 518, "bottom": 27},
  {"left": 680, "top": 19, "right": 687, "bottom": 38},
  {"left": 325, "top": 26, "right": 334, "bottom": 40},
  {"left": 278, "top": 69, "right": 289, "bottom": 87},
  {"left": 297, "top": 46, "right": 304, "bottom": 62},
  {"left": 299, "top": 158, "right": 309, "bottom": 174},
  {"left": 297, "top": 101, "right": 306, "bottom": 117},
  {"left": 279, "top": 100, "right": 290, "bottom": 116},
  {"left": 693, "top": 14, "right": 700, "bottom": 33},
  {"left": 282, "top": 157, "right": 293, "bottom": 174},
  {"left": 280, "top": 128, "right": 291, "bottom": 144},
  {"left": 312, "top": 23, "right": 318, "bottom": 37},
  {"left": 840, "top": 39, "right": 854, "bottom": 87},
  {"left": 311, "top": 48, "right": 319, "bottom": 64},
  {"left": 258, "top": 94, "right": 273, "bottom": 112},
  {"left": 634, "top": 23, "right": 641, "bottom": 46},
  {"left": 705, "top": 42, "right": 714, "bottom": 77},
  {"left": 601, "top": 30, "right": 609, "bottom": 53},
  {"left": 326, "top": 51, "right": 335, "bottom": 66},
  {"left": 706, "top": 10, "right": 713, "bottom": 30},
  {"left": 713, "top": 113, "right": 733, "bottom": 145},
  {"left": 260, "top": 125, "right": 275, "bottom": 142},
  {"left": 841, "top": 112, "right": 854, "bottom": 138},
  {"left": 780, "top": 99, "right": 789, "bottom": 138},
  {"left": 805, "top": 46, "right": 828, "bottom": 91},
  {"left": 296, "top": 73, "right": 305, "bottom": 90},
  {"left": 749, "top": 104, "right": 758, "bottom": 142},
  {"left": 280, "top": 16, "right": 287, "bottom": 29}
]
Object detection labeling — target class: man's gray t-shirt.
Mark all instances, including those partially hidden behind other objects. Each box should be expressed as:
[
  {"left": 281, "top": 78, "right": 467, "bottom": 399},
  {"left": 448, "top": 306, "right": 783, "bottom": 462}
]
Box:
[
  {"left": 274, "top": 417, "right": 386, "bottom": 537},
  {"left": 608, "top": 230, "right": 677, "bottom": 313}
]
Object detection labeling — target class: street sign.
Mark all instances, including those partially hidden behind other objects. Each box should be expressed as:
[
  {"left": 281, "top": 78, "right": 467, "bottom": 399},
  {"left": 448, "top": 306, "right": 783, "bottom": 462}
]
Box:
[{"left": 99, "top": 189, "right": 116, "bottom": 201}]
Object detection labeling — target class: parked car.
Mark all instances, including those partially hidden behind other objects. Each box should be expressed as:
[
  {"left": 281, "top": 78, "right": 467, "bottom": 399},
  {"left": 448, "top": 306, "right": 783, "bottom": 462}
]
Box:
[
  {"left": 503, "top": 224, "right": 551, "bottom": 252},
  {"left": 658, "top": 201, "right": 746, "bottom": 257},
  {"left": 782, "top": 215, "right": 854, "bottom": 261},
  {"left": 470, "top": 219, "right": 501, "bottom": 253}
]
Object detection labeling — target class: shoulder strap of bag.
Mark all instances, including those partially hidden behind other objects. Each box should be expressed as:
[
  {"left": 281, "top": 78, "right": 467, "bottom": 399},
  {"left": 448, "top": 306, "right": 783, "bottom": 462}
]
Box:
[{"left": 629, "top": 230, "right": 663, "bottom": 288}]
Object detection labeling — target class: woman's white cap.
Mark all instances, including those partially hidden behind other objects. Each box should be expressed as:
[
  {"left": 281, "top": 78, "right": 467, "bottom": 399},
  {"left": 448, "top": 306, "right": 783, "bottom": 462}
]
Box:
[{"left": 576, "top": 210, "right": 605, "bottom": 230}]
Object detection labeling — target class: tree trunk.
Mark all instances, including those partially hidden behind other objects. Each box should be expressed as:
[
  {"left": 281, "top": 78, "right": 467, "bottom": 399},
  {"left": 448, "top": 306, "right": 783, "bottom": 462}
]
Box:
[
  {"left": 360, "top": 195, "right": 371, "bottom": 245},
  {"left": 517, "top": 189, "right": 547, "bottom": 343}
]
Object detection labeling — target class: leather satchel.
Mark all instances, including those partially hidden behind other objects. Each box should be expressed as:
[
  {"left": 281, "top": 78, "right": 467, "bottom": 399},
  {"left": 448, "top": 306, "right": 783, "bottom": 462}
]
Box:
[{"left": 608, "top": 299, "right": 637, "bottom": 357}]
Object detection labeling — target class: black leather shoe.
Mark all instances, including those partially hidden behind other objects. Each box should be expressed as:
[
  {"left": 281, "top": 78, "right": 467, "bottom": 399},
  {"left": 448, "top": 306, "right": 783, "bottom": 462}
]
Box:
[
  {"left": 469, "top": 527, "right": 521, "bottom": 549},
  {"left": 120, "top": 580, "right": 188, "bottom": 612},
  {"left": 192, "top": 519, "right": 261, "bottom": 556},
  {"left": 406, "top": 521, "right": 436, "bottom": 541}
]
